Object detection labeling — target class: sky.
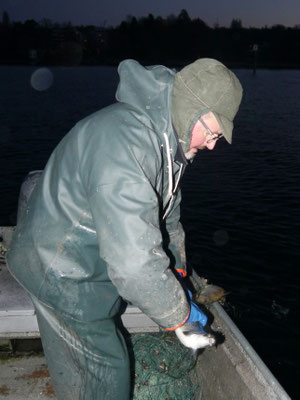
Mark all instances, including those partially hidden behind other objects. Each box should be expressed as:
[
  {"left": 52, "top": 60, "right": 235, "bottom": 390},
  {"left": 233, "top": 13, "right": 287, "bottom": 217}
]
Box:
[{"left": 1, "top": 0, "right": 299, "bottom": 28}]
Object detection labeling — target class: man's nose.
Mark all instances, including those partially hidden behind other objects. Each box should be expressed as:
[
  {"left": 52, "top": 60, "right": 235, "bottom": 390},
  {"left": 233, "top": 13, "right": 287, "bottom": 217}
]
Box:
[{"left": 206, "top": 139, "right": 217, "bottom": 150}]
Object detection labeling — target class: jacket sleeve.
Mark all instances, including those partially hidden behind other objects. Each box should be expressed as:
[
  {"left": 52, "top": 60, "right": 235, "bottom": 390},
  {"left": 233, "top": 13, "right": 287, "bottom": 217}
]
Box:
[
  {"left": 164, "top": 189, "right": 187, "bottom": 273},
  {"left": 88, "top": 178, "right": 190, "bottom": 329}
]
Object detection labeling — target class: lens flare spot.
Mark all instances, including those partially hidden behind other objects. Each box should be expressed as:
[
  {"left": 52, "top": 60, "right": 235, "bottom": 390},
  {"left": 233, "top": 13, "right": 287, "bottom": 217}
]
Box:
[{"left": 30, "top": 68, "right": 54, "bottom": 91}]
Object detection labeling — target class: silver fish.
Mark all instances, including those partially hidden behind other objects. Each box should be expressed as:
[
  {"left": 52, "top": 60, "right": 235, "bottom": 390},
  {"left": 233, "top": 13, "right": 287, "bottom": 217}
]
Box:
[{"left": 175, "top": 322, "right": 216, "bottom": 350}]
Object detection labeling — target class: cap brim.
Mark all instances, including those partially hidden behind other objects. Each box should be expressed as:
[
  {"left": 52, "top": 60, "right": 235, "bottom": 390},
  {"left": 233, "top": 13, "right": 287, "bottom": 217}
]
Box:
[{"left": 214, "top": 113, "right": 233, "bottom": 144}]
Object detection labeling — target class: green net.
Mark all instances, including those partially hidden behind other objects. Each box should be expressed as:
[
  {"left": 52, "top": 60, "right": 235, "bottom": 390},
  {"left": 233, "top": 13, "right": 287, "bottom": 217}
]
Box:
[{"left": 127, "top": 332, "right": 202, "bottom": 400}]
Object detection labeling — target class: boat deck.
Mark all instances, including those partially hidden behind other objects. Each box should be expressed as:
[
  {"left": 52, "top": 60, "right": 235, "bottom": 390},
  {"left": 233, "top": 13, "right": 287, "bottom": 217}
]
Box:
[{"left": 0, "top": 350, "right": 55, "bottom": 400}]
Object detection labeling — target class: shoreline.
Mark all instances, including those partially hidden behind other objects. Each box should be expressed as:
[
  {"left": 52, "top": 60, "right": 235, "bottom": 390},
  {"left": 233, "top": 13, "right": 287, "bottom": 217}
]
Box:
[{"left": 1, "top": 61, "right": 300, "bottom": 70}]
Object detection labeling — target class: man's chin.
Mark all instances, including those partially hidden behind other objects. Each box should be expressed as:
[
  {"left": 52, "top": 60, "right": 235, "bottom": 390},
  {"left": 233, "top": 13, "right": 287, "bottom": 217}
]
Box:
[
  {"left": 185, "top": 147, "right": 206, "bottom": 160},
  {"left": 185, "top": 149, "right": 197, "bottom": 160}
]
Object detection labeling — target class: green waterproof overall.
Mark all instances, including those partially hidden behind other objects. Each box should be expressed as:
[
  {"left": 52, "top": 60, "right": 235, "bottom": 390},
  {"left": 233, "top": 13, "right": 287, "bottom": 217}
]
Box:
[{"left": 7, "top": 60, "right": 190, "bottom": 399}]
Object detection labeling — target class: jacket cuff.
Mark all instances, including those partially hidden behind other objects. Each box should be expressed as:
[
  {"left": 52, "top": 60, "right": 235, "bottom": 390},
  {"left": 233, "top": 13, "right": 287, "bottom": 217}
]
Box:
[
  {"left": 162, "top": 308, "right": 190, "bottom": 331},
  {"left": 175, "top": 268, "right": 187, "bottom": 278}
]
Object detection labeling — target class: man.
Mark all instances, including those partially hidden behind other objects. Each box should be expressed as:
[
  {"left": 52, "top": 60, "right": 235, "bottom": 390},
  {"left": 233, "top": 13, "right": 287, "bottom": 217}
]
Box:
[{"left": 7, "top": 58, "right": 242, "bottom": 399}]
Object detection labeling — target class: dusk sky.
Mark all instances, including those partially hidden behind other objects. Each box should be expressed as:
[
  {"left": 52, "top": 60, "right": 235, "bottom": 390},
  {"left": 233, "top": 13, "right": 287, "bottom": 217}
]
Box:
[{"left": 1, "top": 0, "right": 299, "bottom": 28}]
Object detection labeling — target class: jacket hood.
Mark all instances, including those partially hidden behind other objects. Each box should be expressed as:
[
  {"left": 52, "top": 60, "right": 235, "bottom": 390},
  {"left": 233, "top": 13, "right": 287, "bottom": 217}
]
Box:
[
  {"left": 172, "top": 58, "right": 243, "bottom": 152},
  {"left": 116, "top": 59, "right": 176, "bottom": 142}
]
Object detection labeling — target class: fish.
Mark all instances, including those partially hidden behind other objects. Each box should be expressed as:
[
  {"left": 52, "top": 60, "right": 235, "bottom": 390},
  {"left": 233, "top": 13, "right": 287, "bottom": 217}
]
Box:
[
  {"left": 194, "top": 284, "right": 227, "bottom": 305},
  {"left": 175, "top": 322, "right": 216, "bottom": 350}
]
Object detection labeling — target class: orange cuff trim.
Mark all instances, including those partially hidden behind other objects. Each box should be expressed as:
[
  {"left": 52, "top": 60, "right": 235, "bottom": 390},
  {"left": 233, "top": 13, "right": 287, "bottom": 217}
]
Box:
[
  {"left": 163, "top": 309, "right": 190, "bottom": 331},
  {"left": 175, "top": 268, "right": 187, "bottom": 278}
]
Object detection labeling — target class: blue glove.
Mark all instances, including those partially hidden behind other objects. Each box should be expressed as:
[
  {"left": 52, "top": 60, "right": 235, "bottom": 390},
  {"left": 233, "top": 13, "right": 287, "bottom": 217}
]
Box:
[
  {"left": 185, "top": 286, "right": 208, "bottom": 327},
  {"left": 186, "top": 301, "right": 208, "bottom": 327}
]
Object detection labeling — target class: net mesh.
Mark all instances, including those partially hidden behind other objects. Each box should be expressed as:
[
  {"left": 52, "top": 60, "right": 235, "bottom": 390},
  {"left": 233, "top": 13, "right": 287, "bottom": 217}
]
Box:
[{"left": 127, "top": 332, "right": 202, "bottom": 400}]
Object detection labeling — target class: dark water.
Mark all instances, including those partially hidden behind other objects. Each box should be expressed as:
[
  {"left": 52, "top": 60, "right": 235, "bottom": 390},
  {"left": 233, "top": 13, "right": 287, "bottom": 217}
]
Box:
[{"left": 1, "top": 66, "right": 299, "bottom": 398}]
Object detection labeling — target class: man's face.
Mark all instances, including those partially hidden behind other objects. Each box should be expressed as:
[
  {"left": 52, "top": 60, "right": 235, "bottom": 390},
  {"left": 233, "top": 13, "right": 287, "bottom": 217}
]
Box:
[{"left": 185, "top": 112, "right": 222, "bottom": 160}]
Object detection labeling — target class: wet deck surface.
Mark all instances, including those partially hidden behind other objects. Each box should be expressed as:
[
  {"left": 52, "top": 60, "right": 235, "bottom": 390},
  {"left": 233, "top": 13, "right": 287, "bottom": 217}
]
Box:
[{"left": 0, "top": 354, "right": 56, "bottom": 399}]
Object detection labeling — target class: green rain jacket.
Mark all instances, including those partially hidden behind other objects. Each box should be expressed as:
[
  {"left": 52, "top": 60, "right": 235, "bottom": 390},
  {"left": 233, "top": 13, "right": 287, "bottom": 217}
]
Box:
[{"left": 7, "top": 60, "right": 191, "bottom": 329}]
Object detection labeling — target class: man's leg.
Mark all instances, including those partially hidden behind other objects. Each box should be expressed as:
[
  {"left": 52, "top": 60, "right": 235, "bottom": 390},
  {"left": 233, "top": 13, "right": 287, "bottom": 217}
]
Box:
[{"left": 31, "top": 295, "right": 130, "bottom": 400}]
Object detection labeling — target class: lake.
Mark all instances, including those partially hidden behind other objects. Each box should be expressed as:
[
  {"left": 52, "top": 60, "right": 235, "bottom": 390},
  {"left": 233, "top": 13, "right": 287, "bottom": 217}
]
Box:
[{"left": 0, "top": 65, "right": 299, "bottom": 398}]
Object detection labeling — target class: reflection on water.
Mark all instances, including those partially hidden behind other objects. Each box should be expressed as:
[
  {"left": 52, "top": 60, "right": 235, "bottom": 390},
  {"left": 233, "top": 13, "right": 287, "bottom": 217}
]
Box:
[{"left": 0, "top": 66, "right": 299, "bottom": 398}]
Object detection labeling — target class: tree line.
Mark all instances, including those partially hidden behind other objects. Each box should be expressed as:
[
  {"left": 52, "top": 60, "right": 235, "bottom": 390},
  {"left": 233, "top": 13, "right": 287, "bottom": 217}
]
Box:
[{"left": 1, "top": 9, "right": 299, "bottom": 68}]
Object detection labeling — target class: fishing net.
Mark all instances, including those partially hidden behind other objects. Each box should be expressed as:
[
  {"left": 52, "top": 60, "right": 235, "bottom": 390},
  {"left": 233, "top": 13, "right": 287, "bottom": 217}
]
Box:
[{"left": 127, "top": 332, "right": 202, "bottom": 400}]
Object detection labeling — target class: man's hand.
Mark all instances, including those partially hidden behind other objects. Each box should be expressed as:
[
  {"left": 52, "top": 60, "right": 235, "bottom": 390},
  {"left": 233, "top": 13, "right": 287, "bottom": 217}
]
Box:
[
  {"left": 174, "top": 270, "right": 215, "bottom": 349},
  {"left": 175, "top": 304, "right": 215, "bottom": 350},
  {"left": 186, "top": 301, "right": 207, "bottom": 326}
]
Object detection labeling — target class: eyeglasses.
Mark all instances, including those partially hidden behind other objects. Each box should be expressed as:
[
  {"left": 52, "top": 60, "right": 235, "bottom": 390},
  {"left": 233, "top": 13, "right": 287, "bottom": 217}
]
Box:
[{"left": 199, "top": 118, "right": 224, "bottom": 144}]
